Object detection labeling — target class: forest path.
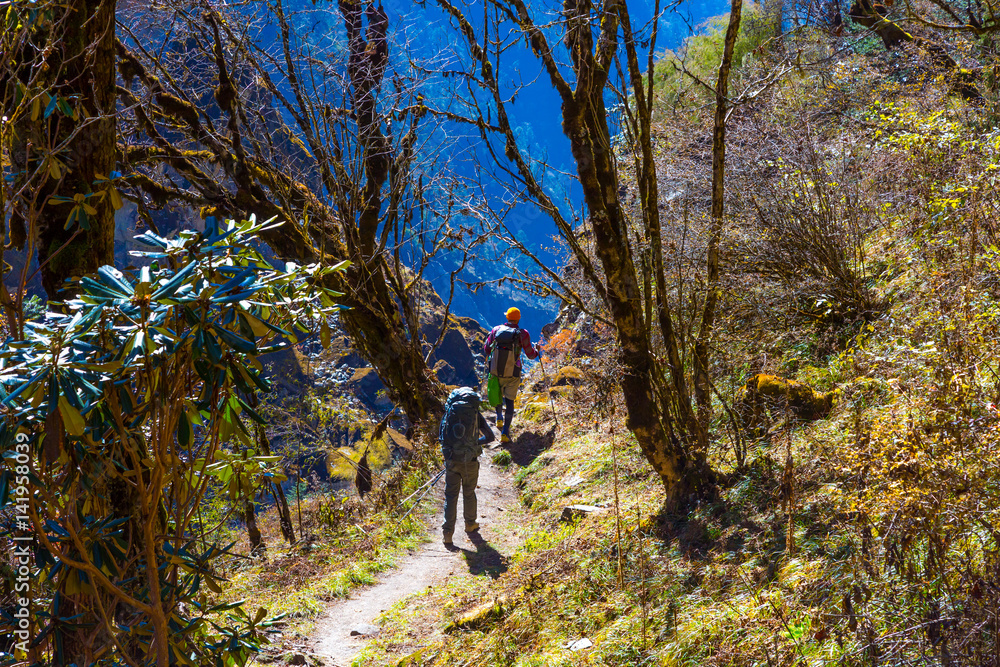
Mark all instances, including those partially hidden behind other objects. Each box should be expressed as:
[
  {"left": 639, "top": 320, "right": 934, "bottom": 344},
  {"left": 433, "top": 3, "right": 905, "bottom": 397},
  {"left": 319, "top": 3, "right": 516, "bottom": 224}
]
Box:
[{"left": 309, "top": 434, "right": 529, "bottom": 666}]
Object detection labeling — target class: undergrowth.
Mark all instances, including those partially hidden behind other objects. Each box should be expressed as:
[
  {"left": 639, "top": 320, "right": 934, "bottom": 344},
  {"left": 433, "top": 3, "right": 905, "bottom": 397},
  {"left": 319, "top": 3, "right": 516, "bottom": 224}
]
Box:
[
  {"left": 348, "top": 17, "right": 1000, "bottom": 667},
  {"left": 214, "top": 443, "right": 443, "bottom": 658}
]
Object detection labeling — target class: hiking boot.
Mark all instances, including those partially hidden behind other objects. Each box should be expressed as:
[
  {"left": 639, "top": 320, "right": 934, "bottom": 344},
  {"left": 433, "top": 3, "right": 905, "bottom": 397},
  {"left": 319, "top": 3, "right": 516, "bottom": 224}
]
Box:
[
  {"left": 465, "top": 522, "right": 480, "bottom": 533},
  {"left": 442, "top": 531, "right": 453, "bottom": 545},
  {"left": 500, "top": 433, "right": 512, "bottom": 444}
]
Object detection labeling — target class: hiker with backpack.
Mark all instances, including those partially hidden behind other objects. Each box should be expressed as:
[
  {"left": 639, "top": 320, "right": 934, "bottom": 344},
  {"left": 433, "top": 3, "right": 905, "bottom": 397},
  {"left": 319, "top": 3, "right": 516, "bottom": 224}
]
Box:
[
  {"left": 439, "top": 387, "right": 495, "bottom": 545},
  {"left": 484, "top": 307, "right": 540, "bottom": 443}
]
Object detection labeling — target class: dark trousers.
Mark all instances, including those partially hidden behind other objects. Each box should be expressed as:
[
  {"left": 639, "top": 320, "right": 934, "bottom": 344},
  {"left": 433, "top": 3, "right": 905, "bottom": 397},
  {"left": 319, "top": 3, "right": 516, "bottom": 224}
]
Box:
[
  {"left": 442, "top": 458, "right": 479, "bottom": 534},
  {"left": 495, "top": 397, "right": 515, "bottom": 434}
]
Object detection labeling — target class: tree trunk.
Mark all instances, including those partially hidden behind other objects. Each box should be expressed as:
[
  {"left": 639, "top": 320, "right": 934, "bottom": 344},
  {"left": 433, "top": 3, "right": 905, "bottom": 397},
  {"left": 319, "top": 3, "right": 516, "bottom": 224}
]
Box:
[
  {"left": 251, "top": 224, "right": 443, "bottom": 428},
  {"left": 271, "top": 483, "right": 296, "bottom": 544},
  {"left": 767, "top": 0, "right": 783, "bottom": 38},
  {"left": 338, "top": 280, "right": 444, "bottom": 428},
  {"left": 10, "top": 4, "right": 118, "bottom": 664},
  {"left": 251, "top": 401, "right": 296, "bottom": 544},
  {"left": 21, "top": 0, "right": 117, "bottom": 298},
  {"left": 619, "top": 7, "right": 706, "bottom": 451},
  {"left": 334, "top": 0, "right": 446, "bottom": 428},
  {"left": 554, "top": 2, "right": 715, "bottom": 510},
  {"left": 245, "top": 500, "right": 264, "bottom": 556},
  {"left": 260, "top": 1, "right": 445, "bottom": 429},
  {"left": 693, "top": 0, "right": 743, "bottom": 441}
]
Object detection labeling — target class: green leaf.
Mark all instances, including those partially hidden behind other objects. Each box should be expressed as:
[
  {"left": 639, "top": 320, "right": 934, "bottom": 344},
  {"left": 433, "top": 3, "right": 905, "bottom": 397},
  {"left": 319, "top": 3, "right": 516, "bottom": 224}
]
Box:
[
  {"left": 214, "top": 326, "right": 256, "bottom": 354},
  {"left": 151, "top": 261, "right": 197, "bottom": 300},
  {"left": 43, "top": 94, "right": 58, "bottom": 119},
  {"left": 57, "top": 97, "right": 74, "bottom": 119},
  {"left": 57, "top": 397, "right": 86, "bottom": 437},
  {"left": 178, "top": 412, "right": 193, "bottom": 448},
  {"left": 240, "top": 313, "right": 271, "bottom": 338},
  {"left": 219, "top": 407, "right": 235, "bottom": 443},
  {"left": 204, "top": 332, "right": 223, "bottom": 364},
  {"left": 236, "top": 396, "right": 267, "bottom": 424},
  {"left": 320, "top": 320, "right": 331, "bottom": 349},
  {"left": 187, "top": 405, "right": 205, "bottom": 427},
  {"left": 96, "top": 266, "right": 134, "bottom": 296}
]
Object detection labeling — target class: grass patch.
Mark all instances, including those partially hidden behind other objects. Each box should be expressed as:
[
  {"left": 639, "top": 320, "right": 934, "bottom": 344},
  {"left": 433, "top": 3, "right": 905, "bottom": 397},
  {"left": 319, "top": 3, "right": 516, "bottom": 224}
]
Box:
[
  {"left": 211, "top": 448, "right": 442, "bottom": 656},
  {"left": 492, "top": 450, "right": 512, "bottom": 467}
]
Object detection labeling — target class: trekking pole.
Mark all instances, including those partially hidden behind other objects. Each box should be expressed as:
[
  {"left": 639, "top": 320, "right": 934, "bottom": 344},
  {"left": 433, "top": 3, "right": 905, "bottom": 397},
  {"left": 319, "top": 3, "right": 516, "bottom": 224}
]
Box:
[
  {"left": 398, "top": 467, "right": 447, "bottom": 523},
  {"left": 536, "top": 344, "right": 559, "bottom": 430},
  {"left": 394, "top": 466, "right": 446, "bottom": 511}
]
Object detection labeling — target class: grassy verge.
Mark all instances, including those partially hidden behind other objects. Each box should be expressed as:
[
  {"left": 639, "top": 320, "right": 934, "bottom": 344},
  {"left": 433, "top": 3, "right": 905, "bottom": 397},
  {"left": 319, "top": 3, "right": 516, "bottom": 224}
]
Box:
[
  {"left": 210, "top": 447, "right": 444, "bottom": 660},
  {"left": 307, "top": 280, "right": 1000, "bottom": 667}
]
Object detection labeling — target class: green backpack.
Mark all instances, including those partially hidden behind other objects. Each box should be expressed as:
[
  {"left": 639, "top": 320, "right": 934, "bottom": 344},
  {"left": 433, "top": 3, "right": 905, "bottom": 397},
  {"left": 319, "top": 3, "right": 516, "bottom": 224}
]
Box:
[{"left": 487, "top": 374, "right": 502, "bottom": 408}]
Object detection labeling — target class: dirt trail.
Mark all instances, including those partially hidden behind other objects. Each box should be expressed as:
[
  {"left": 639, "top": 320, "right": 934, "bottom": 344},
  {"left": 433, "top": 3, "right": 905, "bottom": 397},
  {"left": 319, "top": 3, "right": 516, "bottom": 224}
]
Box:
[{"left": 309, "top": 445, "right": 519, "bottom": 666}]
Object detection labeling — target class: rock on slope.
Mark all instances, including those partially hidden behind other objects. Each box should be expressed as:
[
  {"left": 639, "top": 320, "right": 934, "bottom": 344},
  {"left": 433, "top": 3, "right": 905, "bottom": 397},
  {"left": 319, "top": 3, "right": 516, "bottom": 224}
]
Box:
[{"left": 268, "top": 280, "right": 490, "bottom": 416}]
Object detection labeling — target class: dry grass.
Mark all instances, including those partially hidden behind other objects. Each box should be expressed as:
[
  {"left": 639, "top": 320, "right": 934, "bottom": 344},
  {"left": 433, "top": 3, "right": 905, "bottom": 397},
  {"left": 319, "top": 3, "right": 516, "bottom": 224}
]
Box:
[
  {"left": 347, "top": 36, "right": 1000, "bottom": 666},
  {"left": 211, "top": 450, "right": 441, "bottom": 659}
]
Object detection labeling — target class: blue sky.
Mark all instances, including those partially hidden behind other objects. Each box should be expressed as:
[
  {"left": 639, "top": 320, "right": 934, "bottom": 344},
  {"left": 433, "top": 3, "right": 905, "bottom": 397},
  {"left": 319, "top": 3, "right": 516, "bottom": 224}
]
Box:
[{"left": 391, "top": 0, "right": 732, "bottom": 328}]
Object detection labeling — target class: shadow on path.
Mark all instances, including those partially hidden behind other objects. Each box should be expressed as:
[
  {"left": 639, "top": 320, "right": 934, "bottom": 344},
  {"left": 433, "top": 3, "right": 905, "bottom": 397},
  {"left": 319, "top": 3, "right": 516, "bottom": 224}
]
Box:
[
  {"left": 446, "top": 531, "right": 509, "bottom": 578},
  {"left": 505, "top": 426, "right": 556, "bottom": 467},
  {"left": 311, "top": 456, "right": 518, "bottom": 664}
]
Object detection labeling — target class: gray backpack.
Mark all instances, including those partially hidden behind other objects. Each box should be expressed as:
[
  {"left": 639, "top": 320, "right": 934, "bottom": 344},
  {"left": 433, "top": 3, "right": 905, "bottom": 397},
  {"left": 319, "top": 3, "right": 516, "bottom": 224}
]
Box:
[
  {"left": 489, "top": 325, "right": 522, "bottom": 378},
  {"left": 439, "top": 387, "right": 483, "bottom": 462}
]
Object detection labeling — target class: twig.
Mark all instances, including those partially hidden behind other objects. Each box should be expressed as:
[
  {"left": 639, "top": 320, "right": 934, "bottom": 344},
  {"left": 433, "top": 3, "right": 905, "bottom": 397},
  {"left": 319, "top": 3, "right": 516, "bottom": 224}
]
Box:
[{"left": 536, "top": 347, "right": 559, "bottom": 430}]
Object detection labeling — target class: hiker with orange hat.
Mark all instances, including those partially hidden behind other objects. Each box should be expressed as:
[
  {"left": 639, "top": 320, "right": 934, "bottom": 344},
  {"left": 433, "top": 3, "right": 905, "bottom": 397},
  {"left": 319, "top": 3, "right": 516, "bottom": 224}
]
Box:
[{"left": 484, "top": 307, "right": 540, "bottom": 443}]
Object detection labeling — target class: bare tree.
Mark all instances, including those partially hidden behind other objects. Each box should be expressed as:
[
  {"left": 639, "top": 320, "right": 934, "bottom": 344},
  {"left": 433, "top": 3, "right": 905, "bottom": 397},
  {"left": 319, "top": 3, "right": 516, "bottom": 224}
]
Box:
[
  {"left": 430, "top": 0, "right": 745, "bottom": 509},
  {"left": 114, "top": 1, "right": 486, "bottom": 428}
]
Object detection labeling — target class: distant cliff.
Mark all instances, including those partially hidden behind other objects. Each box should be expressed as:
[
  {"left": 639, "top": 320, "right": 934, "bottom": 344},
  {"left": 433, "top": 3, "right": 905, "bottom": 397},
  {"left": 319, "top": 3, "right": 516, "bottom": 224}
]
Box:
[{"left": 265, "top": 279, "right": 489, "bottom": 418}]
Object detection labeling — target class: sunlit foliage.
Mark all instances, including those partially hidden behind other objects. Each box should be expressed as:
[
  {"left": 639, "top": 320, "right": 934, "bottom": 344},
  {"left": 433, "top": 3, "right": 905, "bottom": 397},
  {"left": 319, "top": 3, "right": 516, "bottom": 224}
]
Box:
[{"left": 0, "top": 218, "right": 343, "bottom": 666}]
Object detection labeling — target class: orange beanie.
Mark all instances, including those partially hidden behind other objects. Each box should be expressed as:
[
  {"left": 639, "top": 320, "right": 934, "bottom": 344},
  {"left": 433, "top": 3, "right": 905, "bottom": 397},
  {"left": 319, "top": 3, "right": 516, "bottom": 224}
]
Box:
[{"left": 505, "top": 307, "right": 521, "bottom": 323}]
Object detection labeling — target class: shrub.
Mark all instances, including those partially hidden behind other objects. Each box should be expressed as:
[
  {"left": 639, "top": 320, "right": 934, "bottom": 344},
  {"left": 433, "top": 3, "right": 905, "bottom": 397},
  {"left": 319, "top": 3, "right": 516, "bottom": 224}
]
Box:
[
  {"left": 743, "top": 142, "right": 887, "bottom": 325},
  {"left": 541, "top": 328, "right": 575, "bottom": 363},
  {"left": 0, "top": 218, "right": 343, "bottom": 666},
  {"left": 652, "top": 6, "right": 775, "bottom": 112}
]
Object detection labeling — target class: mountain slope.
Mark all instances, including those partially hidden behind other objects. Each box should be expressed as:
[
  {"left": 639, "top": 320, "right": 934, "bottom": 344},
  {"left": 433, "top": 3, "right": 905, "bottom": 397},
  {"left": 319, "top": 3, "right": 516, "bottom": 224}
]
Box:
[{"left": 339, "top": 19, "right": 1000, "bottom": 667}]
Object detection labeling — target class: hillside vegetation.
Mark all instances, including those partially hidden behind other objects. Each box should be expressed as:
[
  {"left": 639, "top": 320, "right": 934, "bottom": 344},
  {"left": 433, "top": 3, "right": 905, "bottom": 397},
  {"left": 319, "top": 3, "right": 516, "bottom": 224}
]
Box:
[
  {"left": 343, "top": 17, "right": 1000, "bottom": 667},
  {"left": 6, "top": 0, "right": 1000, "bottom": 665}
]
